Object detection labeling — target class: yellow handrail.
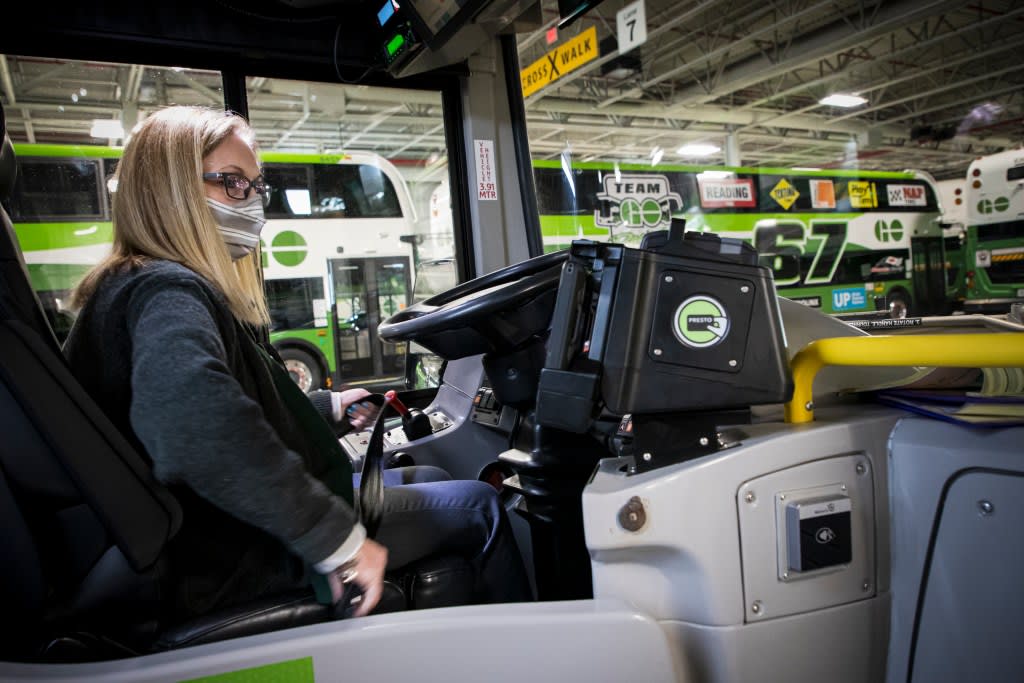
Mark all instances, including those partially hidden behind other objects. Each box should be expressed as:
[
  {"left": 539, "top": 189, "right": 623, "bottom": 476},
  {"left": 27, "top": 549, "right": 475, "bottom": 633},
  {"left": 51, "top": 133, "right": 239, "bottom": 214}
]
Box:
[{"left": 784, "top": 334, "right": 1024, "bottom": 423}]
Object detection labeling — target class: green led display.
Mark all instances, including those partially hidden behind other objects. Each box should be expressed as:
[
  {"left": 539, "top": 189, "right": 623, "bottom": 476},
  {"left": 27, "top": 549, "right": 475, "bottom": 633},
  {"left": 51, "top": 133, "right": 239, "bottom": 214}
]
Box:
[{"left": 386, "top": 33, "right": 406, "bottom": 57}]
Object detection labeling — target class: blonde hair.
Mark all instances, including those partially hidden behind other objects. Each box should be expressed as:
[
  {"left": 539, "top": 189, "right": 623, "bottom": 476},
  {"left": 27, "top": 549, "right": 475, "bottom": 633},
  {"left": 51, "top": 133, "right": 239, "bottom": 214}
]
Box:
[{"left": 72, "top": 105, "right": 270, "bottom": 325}]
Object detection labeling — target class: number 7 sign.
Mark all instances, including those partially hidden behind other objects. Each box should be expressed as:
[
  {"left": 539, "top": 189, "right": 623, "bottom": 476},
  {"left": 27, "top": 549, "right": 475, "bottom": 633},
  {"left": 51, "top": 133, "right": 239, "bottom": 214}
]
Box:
[{"left": 617, "top": 1, "right": 647, "bottom": 55}]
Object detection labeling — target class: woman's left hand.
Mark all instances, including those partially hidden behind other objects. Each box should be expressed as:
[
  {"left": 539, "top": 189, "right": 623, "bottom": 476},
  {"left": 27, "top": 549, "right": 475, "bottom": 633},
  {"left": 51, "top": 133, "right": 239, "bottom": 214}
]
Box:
[{"left": 336, "top": 389, "right": 379, "bottom": 430}]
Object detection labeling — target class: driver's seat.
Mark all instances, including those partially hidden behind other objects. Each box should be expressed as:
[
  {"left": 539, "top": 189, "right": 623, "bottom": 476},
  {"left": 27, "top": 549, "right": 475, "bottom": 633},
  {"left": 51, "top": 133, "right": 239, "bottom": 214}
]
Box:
[{"left": 0, "top": 102, "right": 473, "bottom": 662}]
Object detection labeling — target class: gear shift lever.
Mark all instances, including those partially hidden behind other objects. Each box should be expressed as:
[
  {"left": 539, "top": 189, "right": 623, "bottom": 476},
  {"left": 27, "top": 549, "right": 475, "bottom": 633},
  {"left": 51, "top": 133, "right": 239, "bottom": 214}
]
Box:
[{"left": 384, "top": 390, "right": 433, "bottom": 441}]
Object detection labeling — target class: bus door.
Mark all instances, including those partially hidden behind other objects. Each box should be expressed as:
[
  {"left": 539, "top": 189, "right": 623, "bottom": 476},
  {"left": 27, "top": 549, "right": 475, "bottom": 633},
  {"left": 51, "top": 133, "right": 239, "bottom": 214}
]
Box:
[
  {"left": 910, "top": 235, "right": 948, "bottom": 315},
  {"left": 328, "top": 256, "right": 411, "bottom": 384}
]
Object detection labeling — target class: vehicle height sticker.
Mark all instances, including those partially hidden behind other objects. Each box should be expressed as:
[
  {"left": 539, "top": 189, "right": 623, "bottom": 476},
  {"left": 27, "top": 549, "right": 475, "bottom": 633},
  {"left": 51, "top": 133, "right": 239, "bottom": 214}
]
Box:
[
  {"left": 673, "top": 295, "right": 730, "bottom": 348},
  {"left": 474, "top": 139, "right": 498, "bottom": 201}
]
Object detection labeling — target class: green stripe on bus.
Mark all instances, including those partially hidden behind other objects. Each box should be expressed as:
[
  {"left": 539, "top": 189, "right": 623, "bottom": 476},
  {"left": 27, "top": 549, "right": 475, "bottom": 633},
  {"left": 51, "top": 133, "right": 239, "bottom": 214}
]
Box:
[
  {"left": 538, "top": 215, "right": 606, "bottom": 237},
  {"left": 532, "top": 159, "right": 916, "bottom": 179},
  {"left": 13, "top": 144, "right": 364, "bottom": 166},
  {"left": 10, "top": 145, "right": 918, "bottom": 180},
  {"left": 539, "top": 213, "right": 868, "bottom": 237},
  {"left": 13, "top": 144, "right": 125, "bottom": 158},
  {"left": 179, "top": 657, "right": 314, "bottom": 683},
  {"left": 779, "top": 280, "right": 910, "bottom": 314},
  {"left": 694, "top": 213, "right": 863, "bottom": 230},
  {"left": 14, "top": 222, "right": 114, "bottom": 251},
  {"left": 259, "top": 152, "right": 354, "bottom": 164}
]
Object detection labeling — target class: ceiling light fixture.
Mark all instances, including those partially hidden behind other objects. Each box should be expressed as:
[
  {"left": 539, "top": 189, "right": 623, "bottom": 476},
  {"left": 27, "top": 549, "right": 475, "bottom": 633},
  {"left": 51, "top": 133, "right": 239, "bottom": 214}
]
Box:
[
  {"left": 819, "top": 94, "right": 867, "bottom": 108},
  {"left": 696, "top": 170, "right": 733, "bottom": 180},
  {"left": 677, "top": 143, "right": 720, "bottom": 157},
  {"left": 90, "top": 119, "right": 125, "bottom": 139}
]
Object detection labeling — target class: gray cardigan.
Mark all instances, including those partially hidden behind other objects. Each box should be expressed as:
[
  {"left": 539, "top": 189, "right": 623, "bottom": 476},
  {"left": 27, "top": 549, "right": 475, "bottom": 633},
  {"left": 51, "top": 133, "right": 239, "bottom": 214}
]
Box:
[{"left": 64, "top": 259, "right": 355, "bottom": 617}]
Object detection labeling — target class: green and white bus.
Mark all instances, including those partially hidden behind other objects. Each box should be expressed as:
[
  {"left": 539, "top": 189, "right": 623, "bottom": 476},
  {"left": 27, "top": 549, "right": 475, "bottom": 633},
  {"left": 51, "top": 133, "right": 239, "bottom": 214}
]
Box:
[
  {"left": 533, "top": 162, "right": 949, "bottom": 317},
  {"left": 8, "top": 144, "right": 422, "bottom": 391},
  {"left": 958, "top": 148, "right": 1024, "bottom": 312}
]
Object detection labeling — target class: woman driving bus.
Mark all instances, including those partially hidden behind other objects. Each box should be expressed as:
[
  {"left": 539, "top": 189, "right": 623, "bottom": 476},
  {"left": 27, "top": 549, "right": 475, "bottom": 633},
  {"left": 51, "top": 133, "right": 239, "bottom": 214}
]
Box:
[{"left": 62, "top": 105, "right": 531, "bottom": 620}]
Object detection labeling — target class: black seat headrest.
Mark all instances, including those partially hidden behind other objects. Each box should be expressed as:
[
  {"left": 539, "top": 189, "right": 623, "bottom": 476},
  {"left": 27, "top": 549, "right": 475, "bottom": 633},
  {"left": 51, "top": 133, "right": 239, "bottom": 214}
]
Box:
[
  {"left": 0, "top": 102, "right": 16, "bottom": 200},
  {"left": 0, "top": 99, "right": 63, "bottom": 358}
]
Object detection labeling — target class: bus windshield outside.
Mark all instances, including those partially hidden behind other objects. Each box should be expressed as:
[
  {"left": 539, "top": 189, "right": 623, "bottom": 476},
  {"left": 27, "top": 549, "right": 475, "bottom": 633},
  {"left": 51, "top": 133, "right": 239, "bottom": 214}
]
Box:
[
  {"left": 959, "top": 148, "right": 1024, "bottom": 312},
  {"left": 9, "top": 143, "right": 432, "bottom": 392},
  {"left": 534, "top": 161, "right": 947, "bottom": 317}
]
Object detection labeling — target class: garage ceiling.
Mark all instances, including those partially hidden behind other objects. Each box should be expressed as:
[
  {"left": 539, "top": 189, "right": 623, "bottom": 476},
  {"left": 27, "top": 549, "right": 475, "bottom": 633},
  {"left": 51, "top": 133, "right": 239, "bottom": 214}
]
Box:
[
  {"left": 2, "top": 0, "right": 1022, "bottom": 181},
  {"left": 518, "top": 0, "right": 1023, "bottom": 179}
]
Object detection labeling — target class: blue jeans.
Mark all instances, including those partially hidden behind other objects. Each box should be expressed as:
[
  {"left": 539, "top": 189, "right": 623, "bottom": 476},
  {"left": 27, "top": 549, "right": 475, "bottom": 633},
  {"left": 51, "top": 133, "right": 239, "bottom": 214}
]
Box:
[
  {"left": 352, "top": 466, "right": 532, "bottom": 604},
  {"left": 352, "top": 465, "right": 453, "bottom": 488}
]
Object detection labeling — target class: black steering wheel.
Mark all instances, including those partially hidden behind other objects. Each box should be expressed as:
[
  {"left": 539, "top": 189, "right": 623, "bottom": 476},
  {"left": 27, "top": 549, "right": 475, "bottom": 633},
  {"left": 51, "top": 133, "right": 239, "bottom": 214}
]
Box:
[{"left": 379, "top": 250, "right": 568, "bottom": 360}]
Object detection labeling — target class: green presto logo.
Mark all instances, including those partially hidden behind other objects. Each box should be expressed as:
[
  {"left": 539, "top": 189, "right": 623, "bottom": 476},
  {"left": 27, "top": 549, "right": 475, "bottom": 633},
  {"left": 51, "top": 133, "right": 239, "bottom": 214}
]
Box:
[
  {"left": 261, "top": 230, "right": 308, "bottom": 267},
  {"left": 673, "top": 295, "right": 730, "bottom": 348}
]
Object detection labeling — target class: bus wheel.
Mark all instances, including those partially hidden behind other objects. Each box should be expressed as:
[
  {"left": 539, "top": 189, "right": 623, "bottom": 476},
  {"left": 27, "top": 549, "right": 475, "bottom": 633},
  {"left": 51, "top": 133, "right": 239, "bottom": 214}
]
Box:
[
  {"left": 887, "top": 291, "right": 911, "bottom": 319},
  {"left": 279, "top": 348, "right": 323, "bottom": 393}
]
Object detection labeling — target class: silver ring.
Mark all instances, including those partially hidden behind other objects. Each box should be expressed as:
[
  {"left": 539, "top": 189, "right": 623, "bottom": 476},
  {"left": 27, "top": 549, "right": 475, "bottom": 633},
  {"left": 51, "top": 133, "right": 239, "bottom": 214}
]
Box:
[{"left": 340, "top": 567, "right": 359, "bottom": 584}]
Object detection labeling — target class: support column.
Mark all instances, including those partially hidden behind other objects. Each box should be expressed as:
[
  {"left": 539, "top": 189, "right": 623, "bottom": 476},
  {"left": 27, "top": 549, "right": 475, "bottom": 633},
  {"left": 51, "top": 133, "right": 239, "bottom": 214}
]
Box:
[{"left": 725, "top": 132, "right": 741, "bottom": 166}]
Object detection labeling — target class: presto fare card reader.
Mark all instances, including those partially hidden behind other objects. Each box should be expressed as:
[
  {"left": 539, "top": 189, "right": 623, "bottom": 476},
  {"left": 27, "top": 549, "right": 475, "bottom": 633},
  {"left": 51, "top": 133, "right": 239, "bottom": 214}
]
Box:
[{"left": 536, "top": 221, "right": 793, "bottom": 472}]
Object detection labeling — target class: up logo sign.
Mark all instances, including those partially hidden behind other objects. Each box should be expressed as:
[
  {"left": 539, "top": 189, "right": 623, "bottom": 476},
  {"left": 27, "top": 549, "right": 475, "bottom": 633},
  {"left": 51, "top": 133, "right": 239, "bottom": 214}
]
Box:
[
  {"left": 595, "top": 174, "right": 683, "bottom": 233},
  {"left": 831, "top": 286, "right": 867, "bottom": 311}
]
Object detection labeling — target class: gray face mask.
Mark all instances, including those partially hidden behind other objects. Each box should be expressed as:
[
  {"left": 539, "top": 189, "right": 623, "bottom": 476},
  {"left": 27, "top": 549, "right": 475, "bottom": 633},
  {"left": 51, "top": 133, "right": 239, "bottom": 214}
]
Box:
[{"left": 206, "top": 195, "right": 266, "bottom": 260}]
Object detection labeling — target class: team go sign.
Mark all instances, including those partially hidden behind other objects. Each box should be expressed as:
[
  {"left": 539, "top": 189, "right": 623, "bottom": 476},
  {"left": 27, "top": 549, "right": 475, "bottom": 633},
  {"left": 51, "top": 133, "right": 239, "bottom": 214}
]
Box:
[{"left": 595, "top": 174, "right": 683, "bottom": 232}]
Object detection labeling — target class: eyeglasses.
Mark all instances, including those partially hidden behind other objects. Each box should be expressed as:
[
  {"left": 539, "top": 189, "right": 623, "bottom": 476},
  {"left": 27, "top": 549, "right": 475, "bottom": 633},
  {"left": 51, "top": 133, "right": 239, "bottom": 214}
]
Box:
[{"left": 202, "top": 172, "right": 270, "bottom": 205}]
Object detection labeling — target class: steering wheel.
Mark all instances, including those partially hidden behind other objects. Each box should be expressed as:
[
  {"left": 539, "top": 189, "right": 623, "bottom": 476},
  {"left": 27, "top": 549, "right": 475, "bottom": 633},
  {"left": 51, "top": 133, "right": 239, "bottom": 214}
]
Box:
[{"left": 379, "top": 250, "right": 568, "bottom": 360}]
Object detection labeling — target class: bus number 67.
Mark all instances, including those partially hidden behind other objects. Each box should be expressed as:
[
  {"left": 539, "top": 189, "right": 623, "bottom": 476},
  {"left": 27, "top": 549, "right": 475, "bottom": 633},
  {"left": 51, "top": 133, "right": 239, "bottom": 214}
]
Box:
[{"left": 753, "top": 219, "right": 848, "bottom": 287}]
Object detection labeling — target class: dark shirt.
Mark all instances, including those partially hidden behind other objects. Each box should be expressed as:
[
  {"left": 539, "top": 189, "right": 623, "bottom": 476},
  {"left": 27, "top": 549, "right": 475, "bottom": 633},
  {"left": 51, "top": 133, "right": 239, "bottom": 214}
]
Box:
[{"left": 64, "top": 259, "right": 355, "bottom": 617}]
